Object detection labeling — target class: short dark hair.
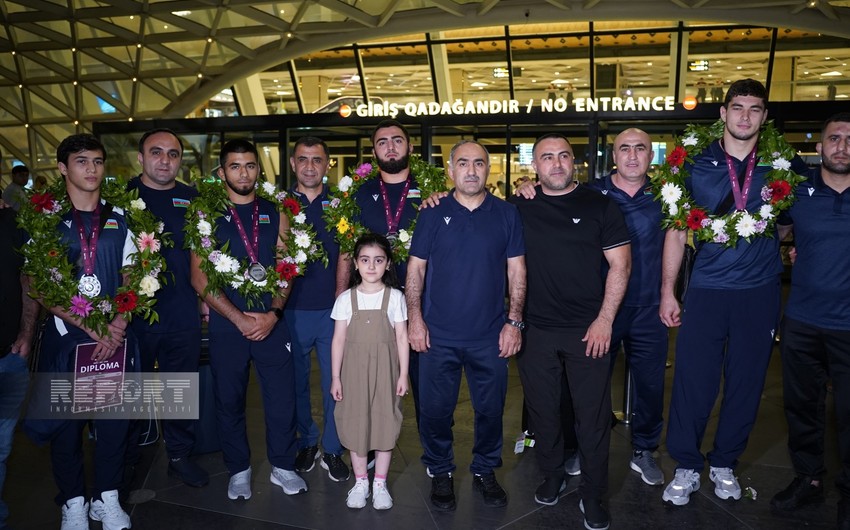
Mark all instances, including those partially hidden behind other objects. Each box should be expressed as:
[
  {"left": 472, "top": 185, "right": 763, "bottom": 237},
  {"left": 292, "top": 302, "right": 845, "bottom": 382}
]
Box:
[
  {"left": 448, "top": 139, "right": 490, "bottom": 165},
  {"left": 724, "top": 78, "right": 768, "bottom": 107},
  {"left": 11, "top": 165, "right": 29, "bottom": 175},
  {"left": 138, "top": 128, "right": 184, "bottom": 154},
  {"left": 821, "top": 112, "right": 850, "bottom": 137},
  {"left": 219, "top": 138, "right": 258, "bottom": 168},
  {"left": 292, "top": 136, "right": 329, "bottom": 159},
  {"left": 532, "top": 133, "right": 572, "bottom": 158},
  {"left": 57, "top": 134, "right": 106, "bottom": 165},
  {"left": 350, "top": 233, "right": 399, "bottom": 289},
  {"left": 371, "top": 119, "right": 410, "bottom": 145}
]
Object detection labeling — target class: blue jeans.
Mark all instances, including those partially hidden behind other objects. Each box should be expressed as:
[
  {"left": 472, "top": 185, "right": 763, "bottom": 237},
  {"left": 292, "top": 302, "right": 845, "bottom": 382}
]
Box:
[{"left": 0, "top": 353, "right": 30, "bottom": 526}]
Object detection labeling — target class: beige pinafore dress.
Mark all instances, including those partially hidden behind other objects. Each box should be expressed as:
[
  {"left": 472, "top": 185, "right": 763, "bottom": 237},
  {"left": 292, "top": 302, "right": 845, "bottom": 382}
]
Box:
[{"left": 334, "top": 287, "right": 403, "bottom": 454}]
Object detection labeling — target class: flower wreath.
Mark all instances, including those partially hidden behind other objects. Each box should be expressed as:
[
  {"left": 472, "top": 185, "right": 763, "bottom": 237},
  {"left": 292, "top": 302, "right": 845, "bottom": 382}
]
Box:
[
  {"left": 323, "top": 154, "right": 447, "bottom": 262},
  {"left": 651, "top": 119, "right": 807, "bottom": 248},
  {"left": 19, "top": 177, "right": 170, "bottom": 336},
  {"left": 185, "top": 176, "right": 327, "bottom": 308}
]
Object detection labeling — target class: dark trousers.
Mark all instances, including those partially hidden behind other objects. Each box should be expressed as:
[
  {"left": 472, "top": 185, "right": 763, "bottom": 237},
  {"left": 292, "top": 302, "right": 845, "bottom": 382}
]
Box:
[
  {"left": 130, "top": 328, "right": 201, "bottom": 459},
  {"left": 208, "top": 320, "right": 297, "bottom": 475},
  {"left": 51, "top": 418, "right": 129, "bottom": 505},
  {"left": 610, "top": 304, "right": 668, "bottom": 452},
  {"left": 781, "top": 316, "right": 850, "bottom": 497},
  {"left": 518, "top": 325, "right": 612, "bottom": 501},
  {"left": 418, "top": 341, "right": 508, "bottom": 475},
  {"left": 666, "top": 282, "right": 780, "bottom": 472}
]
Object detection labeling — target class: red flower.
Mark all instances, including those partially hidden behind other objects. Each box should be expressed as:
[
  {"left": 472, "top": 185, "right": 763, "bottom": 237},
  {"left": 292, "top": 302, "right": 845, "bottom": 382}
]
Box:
[
  {"left": 769, "top": 180, "right": 792, "bottom": 203},
  {"left": 115, "top": 291, "right": 138, "bottom": 313},
  {"left": 686, "top": 208, "right": 708, "bottom": 231},
  {"left": 666, "top": 146, "right": 688, "bottom": 167},
  {"left": 276, "top": 261, "right": 299, "bottom": 281},
  {"left": 282, "top": 198, "right": 301, "bottom": 216},
  {"left": 30, "top": 192, "right": 55, "bottom": 213}
]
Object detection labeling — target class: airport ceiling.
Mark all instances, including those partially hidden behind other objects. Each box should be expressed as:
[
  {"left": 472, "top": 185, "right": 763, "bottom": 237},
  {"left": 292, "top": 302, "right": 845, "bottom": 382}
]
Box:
[{"left": 1, "top": 0, "right": 849, "bottom": 171}]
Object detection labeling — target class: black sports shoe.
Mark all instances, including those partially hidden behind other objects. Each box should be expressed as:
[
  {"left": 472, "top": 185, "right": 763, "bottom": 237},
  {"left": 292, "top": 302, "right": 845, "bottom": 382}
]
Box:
[
  {"left": 168, "top": 457, "right": 209, "bottom": 487},
  {"left": 579, "top": 498, "right": 610, "bottom": 530},
  {"left": 473, "top": 473, "right": 507, "bottom": 507},
  {"left": 770, "top": 476, "right": 824, "bottom": 510},
  {"left": 295, "top": 445, "right": 319, "bottom": 473},
  {"left": 321, "top": 453, "right": 351, "bottom": 482},
  {"left": 534, "top": 473, "right": 566, "bottom": 506},
  {"left": 431, "top": 473, "right": 456, "bottom": 511}
]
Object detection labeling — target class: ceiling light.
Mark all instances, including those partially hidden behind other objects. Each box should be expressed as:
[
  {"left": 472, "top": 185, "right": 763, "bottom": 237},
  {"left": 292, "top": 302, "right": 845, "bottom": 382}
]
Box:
[
  {"left": 172, "top": 10, "right": 191, "bottom": 16},
  {"left": 286, "top": 32, "right": 292, "bottom": 38},
  {"left": 470, "top": 82, "right": 488, "bottom": 88},
  {"left": 207, "top": 38, "right": 213, "bottom": 43},
  {"left": 137, "top": 44, "right": 142, "bottom": 48},
  {"left": 163, "top": 25, "right": 168, "bottom": 29},
  {"left": 132, "top": 77, "right": 137, "bottom": 82},
  {"left": 129, "top": 117, "right": 134, "bottom": 122},
  {"left": 821, "top": 71, "right": 842, "bottom": 76},
  {"left": 74, "top": 120, "right": 79, "bottom": 125},
  {"left": 71, "top": 47, "right": 76, "bottom": 52},
  {"left": 197, "top": 73, "right": 203, "bottom": 78}
]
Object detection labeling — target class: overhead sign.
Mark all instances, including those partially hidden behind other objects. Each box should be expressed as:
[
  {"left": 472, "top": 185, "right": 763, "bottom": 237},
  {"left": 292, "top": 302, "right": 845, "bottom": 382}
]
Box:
[{"left": 688, "top": 60, "right": 710, "bottom": 72}]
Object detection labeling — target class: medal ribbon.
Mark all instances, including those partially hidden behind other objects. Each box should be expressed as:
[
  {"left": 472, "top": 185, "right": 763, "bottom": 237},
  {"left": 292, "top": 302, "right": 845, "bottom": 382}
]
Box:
[
  {"left": 378, "top": 177, "right": 411, "bottom": 233},
  {"left": 723, "top": 147, "right": 757, "bottom": 211},
  {"left": 72, "top": 203, "right": 102, "bottom": 275},
  {"left": 229, "top": 199, "right": 260, "bottom": 264}
]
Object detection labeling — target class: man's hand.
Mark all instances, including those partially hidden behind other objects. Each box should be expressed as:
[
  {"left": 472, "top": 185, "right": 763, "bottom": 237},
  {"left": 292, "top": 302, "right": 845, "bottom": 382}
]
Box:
[
  {"left": 85, "top": 325, "right": 124, "bottom": 362},
  {"left": 582, "top": 317, "right": 612, "bottom": 358},
  {"left": 419, "top": 191, "right": 449, "bottom": 210},
  {"left": 242, "top": 311, "right": 278, "bottom": 341},
  {"left": 10, "top": 337, "right": 32, "bottom": 359},
  {"left": 408, "top": 317, "right": 430, "bottom": 353},
  {"left": 659, "top": 292, "right": 681, "bottom": 328},
  {"left": 514, "top": 178, "right": 538, "bottom": 199},
  {"left": 498, "top": 324, "right": 522, "bottom": 358}
]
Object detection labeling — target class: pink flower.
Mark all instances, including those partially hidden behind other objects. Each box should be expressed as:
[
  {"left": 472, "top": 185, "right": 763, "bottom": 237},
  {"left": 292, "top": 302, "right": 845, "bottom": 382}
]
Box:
[
  {"left": 201, "top": 236, "right": 212, "bottom": 248},
  {"left": 70, "top": 295, "right": 93, "bottom": 317},
  {"left": 355, "top": 163, "right": 373, "bottom": 178},
  {"left": 137, "top": 232, "right": 161, "bottom": 253}
]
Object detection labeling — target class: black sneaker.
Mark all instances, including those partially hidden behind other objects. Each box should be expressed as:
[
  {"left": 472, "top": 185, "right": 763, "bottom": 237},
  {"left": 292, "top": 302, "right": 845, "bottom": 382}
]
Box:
[
  {"left": 579, "top": 498, "right": 610, "bottom": 530},
  {"left": 295, "top": 445, "right": 319, "bottom": 473},
  {"left": 534, "top": 473, "right": 566, "bottom": 506},
  {"left": 321, "top": 453, "right": 351, "bottom": 482},
  {"left": 473, "top": 473, "right": 507, "bottom": 507},
  {"left": 431, "top": 473, "right": 456, "bottom": 511},
  {"left": 167, "top": 457, "right": 209, "bottom": 487},
  {"left": 770, "top": 476, "right": 824, "bottom": 511}
]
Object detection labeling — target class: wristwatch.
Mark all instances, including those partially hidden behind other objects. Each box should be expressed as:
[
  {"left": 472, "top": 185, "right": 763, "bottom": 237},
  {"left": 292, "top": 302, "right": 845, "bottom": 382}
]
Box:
[
  {"left": 506, "top": 318, "right": 526, "bottom": 331},
  {"left": 271, "top": 308, "right": 284, "bottom": 320}
]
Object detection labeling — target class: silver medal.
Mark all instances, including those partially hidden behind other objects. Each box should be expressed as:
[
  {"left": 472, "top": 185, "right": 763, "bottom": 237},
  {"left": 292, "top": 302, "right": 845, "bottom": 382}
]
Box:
[
  {"left": 248, "top": 262, "right": 267, "bottom": 282},
  {"left": 78, "top": 274, "right": 101, "bottom": 297}
]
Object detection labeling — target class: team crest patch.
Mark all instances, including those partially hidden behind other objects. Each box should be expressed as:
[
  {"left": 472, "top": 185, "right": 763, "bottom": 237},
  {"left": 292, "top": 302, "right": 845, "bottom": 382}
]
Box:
[
  {"left": 808, "top": 188, "right": 815, "bottom": 196},
  {"left": 172, "top": 198, "right": 190, "bottom": 208},
  {"left": 104, "top": 219, "right": 119, "bottom": 229},
  {"left": 443, "top": 216, "right": 451, "bottom": 225},
  {"left": 372, "top": 194, "right": 380, "bottom": 201},
  {"left": 322, "top": 200, "right": 330, "bottom": 210},
  {"left": 408, "top": 189, "right": 421, "bottom": 199},
  {"left": 259, "top": 214, "right": 271, "bottom": 224}
]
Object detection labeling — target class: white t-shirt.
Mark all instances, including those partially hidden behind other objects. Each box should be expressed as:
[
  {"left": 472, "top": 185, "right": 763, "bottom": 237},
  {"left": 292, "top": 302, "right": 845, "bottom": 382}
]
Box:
[{"left": 331, "top": 287, "right": 407, "bottom": 326}]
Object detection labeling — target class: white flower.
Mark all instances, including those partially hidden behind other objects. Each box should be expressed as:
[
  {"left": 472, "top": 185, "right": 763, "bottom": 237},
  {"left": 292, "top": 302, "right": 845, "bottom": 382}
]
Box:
[
  {"left": 138, "top": 275, "right": 160, "bottom": 297},
  {"left": 262, "top": 182, "right": 276, "bottom": 195},
  {"left": 156, "top": 221, "right": 165, "bottom": 233},
  {"left": 682, "top": 134, "right": 698, "bottom": 147},
  {"left": 710, "top": 218, "right": 727, "bottom": 235},
  {"left": 129, "top": 198, "right": 146, "bottom": 210},
  {"left": 197, "top": 219, "right": 212, "bottom": 236},
  {"left": 660, "top": 182, "right": 683, "bottom": 205},
  {"left": 759, "top": 204, "right": 774, "bottom": 220},
  {"left": 772, "top": 157, "right": 791, "bottom": 171},
  {"left": 398, "top": 230, "right": 411, "bottom": 243},
  {"left": 735, "top": 213, "right": 757, "bottom": 238},
  {"left": 294, "top": 250, "right": 307, "bottom": 263},
  {"left": 668, "top": 204, "right": 678, "bottom": 216},
  {"left": 294, "top": 212, "right": 306, "bottom": 224},
  {"left": 295, "top": 233, "right": 311, "bottom": 248},
  {"left": 250, "top": 278, "right": 268, "bottom": 288},
  {"left": 338, "top": 175, "right": 354, "bottom": 193},
  {"left": 214, "top": 254, "right": 238, "bottom": 273},
  {"left": 230, "top": 277, "right": 244, "bottom": 289}
]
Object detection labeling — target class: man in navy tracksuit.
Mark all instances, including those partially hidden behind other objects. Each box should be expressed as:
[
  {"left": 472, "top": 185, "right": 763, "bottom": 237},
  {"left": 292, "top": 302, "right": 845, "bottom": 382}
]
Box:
[
  {"left": 590, "top": 128, "right": 667, "bottom": 487},
  {"left": 190, "top": 139, "right": 306, "bottom": 501},
  {"left": 127, "top": 129, "right": 208, "bottom": 488},
  {"left": 286, "top": 137, "right": 349, "bottom": 482},
  {"left": 771, "top": 113, "right": 850, "bottom": 529},
  {"left": 659, "top": 79, "right": 807, "bottom": 506}
]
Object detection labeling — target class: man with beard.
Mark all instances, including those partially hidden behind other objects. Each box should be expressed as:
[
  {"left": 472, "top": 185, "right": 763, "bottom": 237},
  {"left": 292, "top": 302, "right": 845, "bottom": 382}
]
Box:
[
  {"left": 771, "top": 113, "right": 850, "bottom": 529},
  {"left": 190, "top": 139, "right": 306, "bottom": 500},
  {"left": 659, "top": 79, "right": 807, "bottom": 507},
  {"left": 126, "top": 129, "right": 208, "bottom": 488},
  {"left": 337, "top": 120, "right": 424, "bottom": 427}
]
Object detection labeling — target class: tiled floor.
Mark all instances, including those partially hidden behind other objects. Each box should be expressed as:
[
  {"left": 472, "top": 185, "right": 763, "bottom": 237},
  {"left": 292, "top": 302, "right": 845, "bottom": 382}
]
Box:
[{"left": 5, "top": 329, "right": 842, "bottom": 529}]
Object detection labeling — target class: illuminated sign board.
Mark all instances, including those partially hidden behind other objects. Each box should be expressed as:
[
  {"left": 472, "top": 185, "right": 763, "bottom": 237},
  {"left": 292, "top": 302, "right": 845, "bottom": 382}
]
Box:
[{"left": 688, "top": 60, "right": 710, "bottom": 72}]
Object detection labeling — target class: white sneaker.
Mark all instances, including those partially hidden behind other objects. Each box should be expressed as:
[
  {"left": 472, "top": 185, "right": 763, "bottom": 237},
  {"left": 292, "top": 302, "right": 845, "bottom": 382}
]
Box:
[
  {"left": 662, "top": 468, "right": 701, "bottom": 506},
  {"left": 60, "top": 496, "right": 90, "bottom": 530},
  {"left": 270, "top": 466, "right": 308, "bottom": 495},
  {"left": 372, "top": 481, "right": 393, "bottom": 510},
  {"left": 228, "top": 468, "right": 252, "bottom": 500},
  {"left": 709, "top": 466, "right": 742, "bottom": 500},
  {"left": 346, "top": 480, "right": 370, "bottom": 509},
  {"left": 88, "top": 490, "right": 131, "bottom": 530}
]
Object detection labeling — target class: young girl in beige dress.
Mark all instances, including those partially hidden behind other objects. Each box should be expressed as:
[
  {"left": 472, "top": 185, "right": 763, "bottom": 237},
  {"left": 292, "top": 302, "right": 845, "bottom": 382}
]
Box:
[{"left": 330, "top": 233, "right": 409, "bottom": 510}]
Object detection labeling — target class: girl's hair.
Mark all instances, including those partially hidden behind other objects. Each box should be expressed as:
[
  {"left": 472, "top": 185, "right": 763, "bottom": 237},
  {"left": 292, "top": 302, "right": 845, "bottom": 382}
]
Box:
[{"left": 349, "top": 233, "right": 400, "bottom": 289}]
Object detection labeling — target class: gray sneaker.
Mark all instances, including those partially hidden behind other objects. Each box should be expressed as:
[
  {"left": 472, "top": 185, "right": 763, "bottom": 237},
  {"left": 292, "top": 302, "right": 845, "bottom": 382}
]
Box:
[
  {"left": 630, "top": 450, "right": 664, "bottom": 485},
  {"left": 662, "top": 468, "right": 701, "bottom": 506},
  {"left": 564, "top": 453, "right": 581, "bottom": 476},
  {"left": 270, "top": 466, "right": 308, "bottom": 495},
  {"left": 709, "top": 466, "right": 741, "bottom": 500},
  {"left": 227, "top": 468, "right": 252, "bottom": 500}
]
